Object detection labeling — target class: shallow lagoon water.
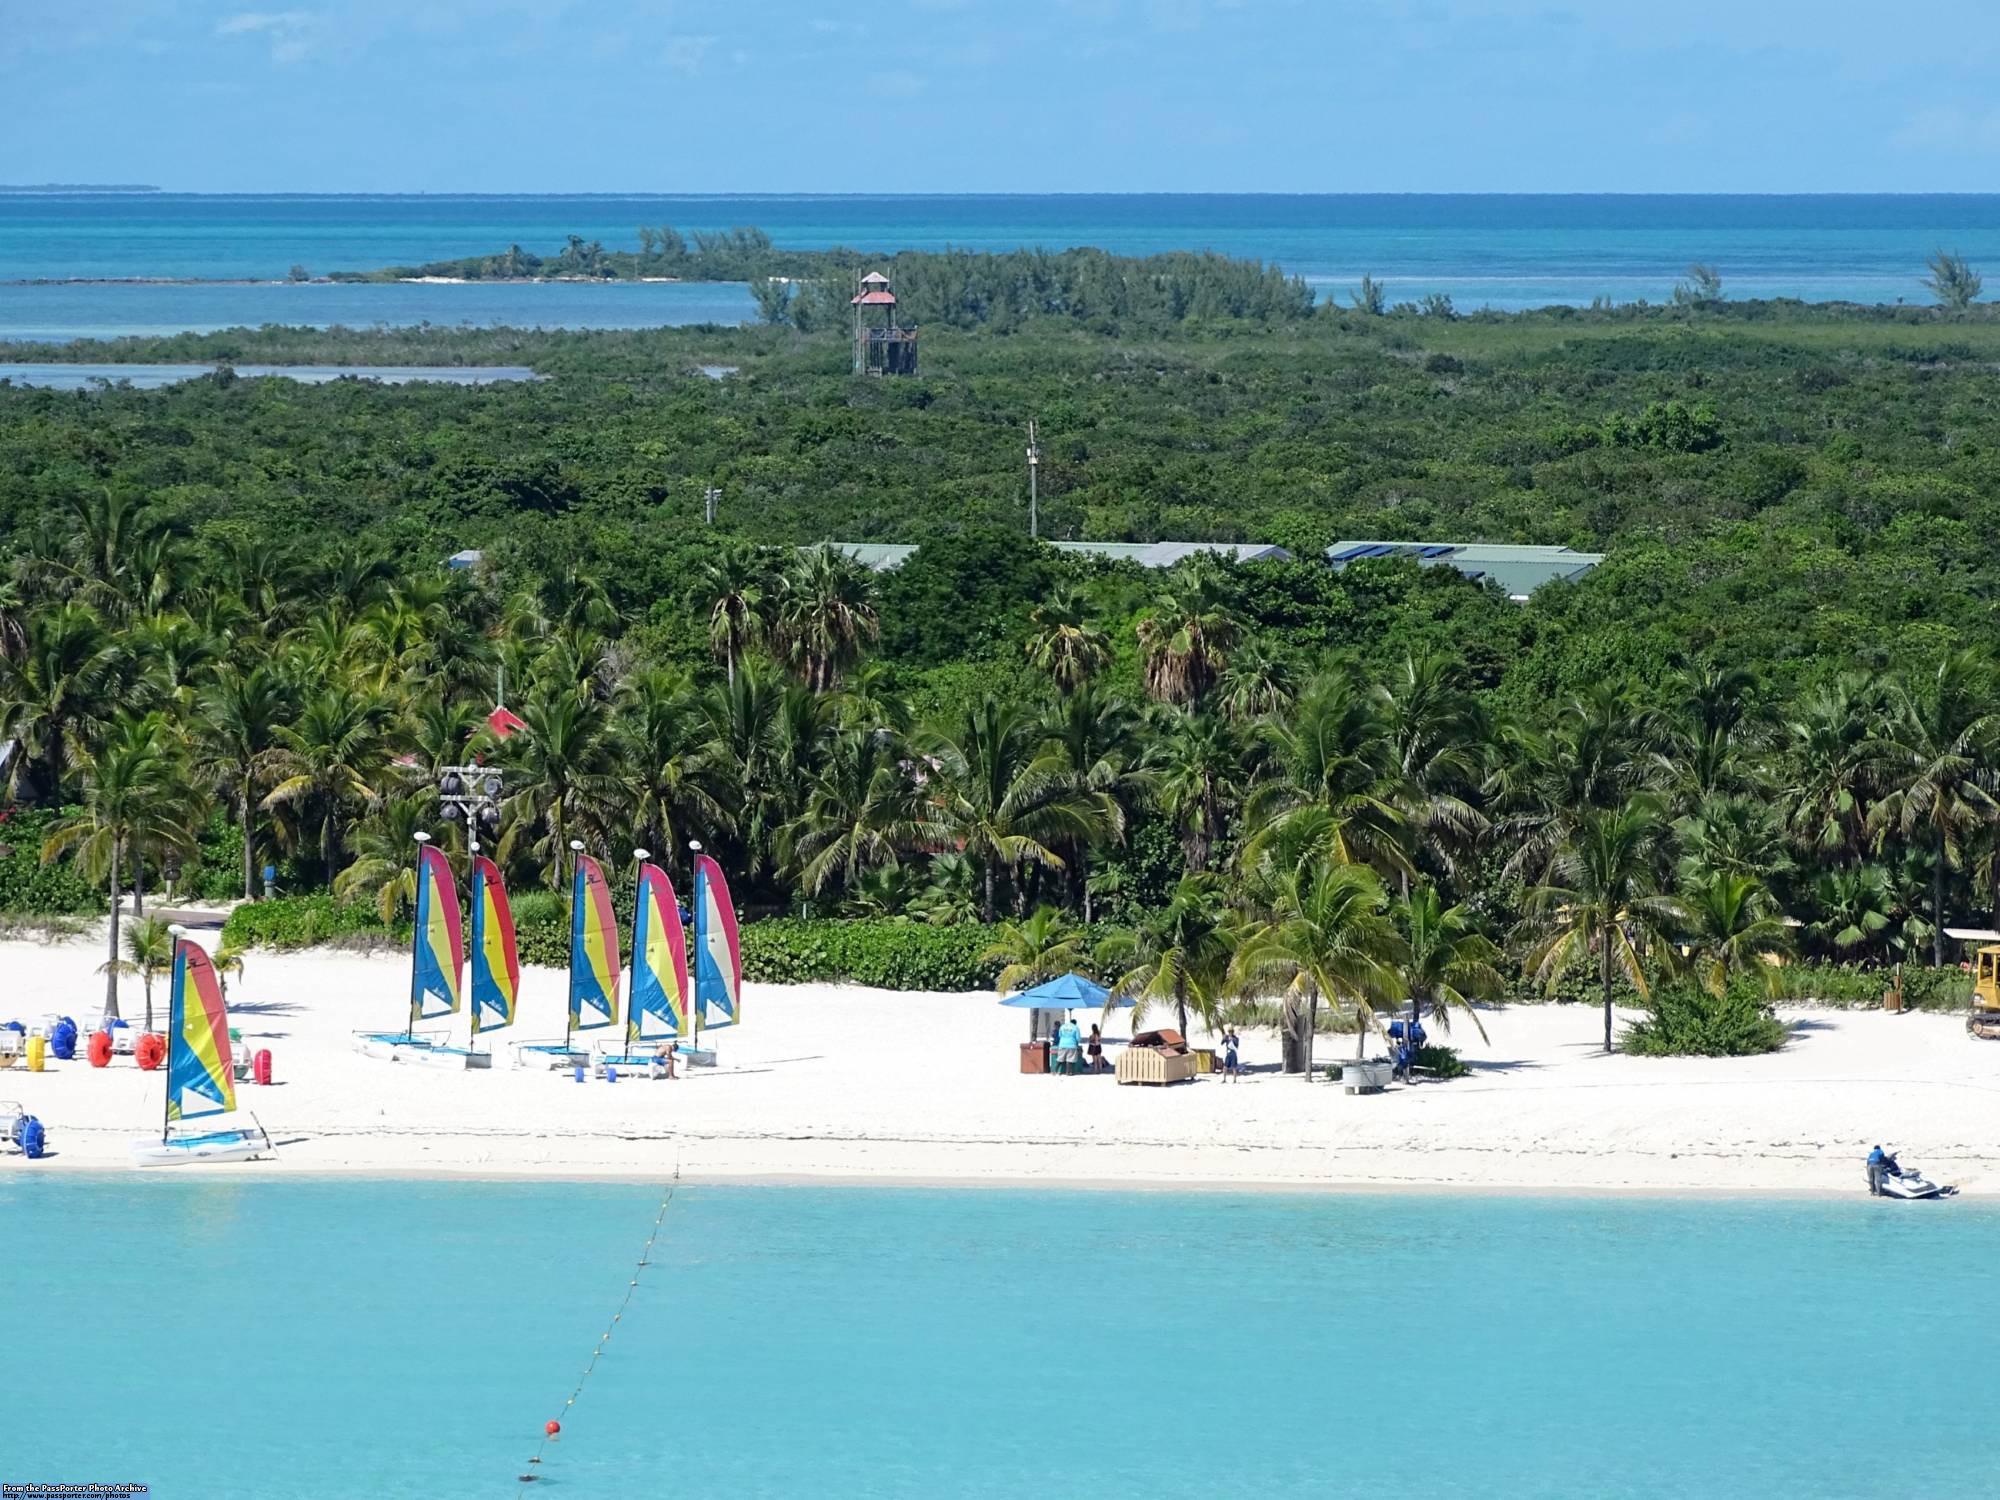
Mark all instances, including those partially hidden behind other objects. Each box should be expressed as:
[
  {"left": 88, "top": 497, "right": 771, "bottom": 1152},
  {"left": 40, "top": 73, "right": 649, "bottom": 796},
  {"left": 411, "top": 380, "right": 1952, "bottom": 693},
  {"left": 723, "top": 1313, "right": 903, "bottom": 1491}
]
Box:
[{"left": 7, "top": 1176, "right": 1995, "bottom": 1499}]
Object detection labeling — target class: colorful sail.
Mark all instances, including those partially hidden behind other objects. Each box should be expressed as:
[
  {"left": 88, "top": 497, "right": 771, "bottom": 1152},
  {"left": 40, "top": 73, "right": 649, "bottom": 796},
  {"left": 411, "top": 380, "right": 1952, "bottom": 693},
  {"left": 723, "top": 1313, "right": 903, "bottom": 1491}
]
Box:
[
  {"left": 693, "top": 853, "right": 742, "bottom": 1028},
  {"left": 569, "top": 852, "right": 621, "bottom": 1032},
  {"left": 410, "top": 843, "right": 464, "bottom": 1030},
  {"left": 628, "top": 862, "right": 691, "bottom": 1045},
  {"left": 469, "top": 855, "right": 519, "bottom": 1036},
  {"left": 167, "top": 937, "right": 236, "bottom": 1123}
]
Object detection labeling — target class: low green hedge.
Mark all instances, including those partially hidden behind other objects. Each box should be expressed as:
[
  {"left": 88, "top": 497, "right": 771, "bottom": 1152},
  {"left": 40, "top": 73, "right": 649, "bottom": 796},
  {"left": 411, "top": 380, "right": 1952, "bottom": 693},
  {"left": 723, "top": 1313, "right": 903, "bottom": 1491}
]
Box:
[
  {"left": 741, "top": 919, "right": 1001, "bottom": 991},
  {"left": 1772, "top": 962, "right": 1971, "bottom": 1010},
  {"left": 219, "top": 898, "right": 1005, "bottom": 992},
  {"left": 221, "top": 894, "right": 396, "bottom": 950}
]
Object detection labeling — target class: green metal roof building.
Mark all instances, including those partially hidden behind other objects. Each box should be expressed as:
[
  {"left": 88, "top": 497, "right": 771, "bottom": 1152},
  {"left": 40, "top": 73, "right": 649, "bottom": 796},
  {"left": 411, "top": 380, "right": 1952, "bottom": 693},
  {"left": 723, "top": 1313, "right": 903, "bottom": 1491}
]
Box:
[{"left": 1326, "top": 541, "right": 1603, "bottom": 601}]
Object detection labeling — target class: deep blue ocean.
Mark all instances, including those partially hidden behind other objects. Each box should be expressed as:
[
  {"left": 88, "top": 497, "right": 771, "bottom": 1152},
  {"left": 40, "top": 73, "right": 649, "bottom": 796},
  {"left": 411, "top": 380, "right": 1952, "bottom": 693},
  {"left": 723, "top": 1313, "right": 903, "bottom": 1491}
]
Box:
[
  {"left": 4, "top": 193, "right": 2000, "bottom": 338},
  {"left": 8, "top": 1176, "right": 1997, "bottom": 1500}
]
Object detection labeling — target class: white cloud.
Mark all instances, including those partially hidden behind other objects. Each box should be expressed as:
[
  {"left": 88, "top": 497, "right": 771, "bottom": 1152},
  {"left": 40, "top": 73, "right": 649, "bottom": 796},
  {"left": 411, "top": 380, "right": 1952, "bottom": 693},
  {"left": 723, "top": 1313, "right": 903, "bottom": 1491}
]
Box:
[
  {"left": 662, "top": 33, "right": 716, "bottom": 74},
  {"left": 214, "top": 11, "right": 320, "bottom": 64}
]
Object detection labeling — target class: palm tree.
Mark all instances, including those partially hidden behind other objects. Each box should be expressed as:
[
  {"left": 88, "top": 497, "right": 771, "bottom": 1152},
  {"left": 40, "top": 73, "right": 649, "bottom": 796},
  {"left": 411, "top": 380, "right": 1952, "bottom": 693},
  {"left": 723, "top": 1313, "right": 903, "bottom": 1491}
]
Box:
[
  {"left": 1869, "top": 653, "right": 2000, "bottom": 965},
  {"left": 41, "top": 713, "right": 197, "bottom": 1022},
  {"left": 981, "top": 906, "right": 1087, "bottom": 995},
  {"left": 1777, "top": 674, "right": 1888, "bottom": 864},
  {"left": 1486, "top": 686, "right": 1654, "bottom": 883},
  {"left": 0, "top": 602, "right": 120, "bottom": 800},
  {"left": 1037, "top": 683, "right": 1138, "bottom": 914},
  {"left": 333, "top": 792, "right": 430, "bottom": 923},
  {"left": 1241, "top": 672, "right": 1410, "bottom": 884},
  {"left": 1217, "top": 638, "right": 1296, "bottom": 725},
  {"left": 1379, "top": 652, "right": 1489, "bottom": 886},
  {"left": 1924, "top": 250, "right": 1983, "bottom": 311},
  {"left": 193, "top": 663, "right": 292, "bottom": 899},
  {"left": 1395, "top": 885, "right": 1501, "bottom": 1039},
  {"left": 692, "top": 543, "right": 770, "bottom": 688},
  {"left": 1680, "top": 871, "right": 1793, "bottom": 997},
  {"left": 775, "top": 545, "right": 879, "bottom": 693},
  {"left": 1135, "top": 562, "right": 1241, "bottom": 707},
  {"left": 1105, "top": 873, "right": 1235, "bottom": 1038},
  {"left": 122, "top": 914, "right": 176, "bottom": 1032},
  {"left": 1231, "top": 856, "right": 1401, "bottom": 1075},
  {"left": 501, "top": 690, "right": 618, "bottom": 889},
  {"left": 921, "top": 697, "right": 1117, "bottom": 921},
  {"left": 1024, "top": 586, "right": 1110, "bottom": 694},
  {"left": 1147, "top": 710, "right": 1242, "bottom": 875},
  {"left": 614, "top": 668, "right": 728, "bottom": 869},
  {"left": 261, "top": 688, "right": 393, "bottom": 891},
  {"left": 1806, "top": 864, "right": 1898, "bottom": 960},
  {"left": 781, "top": 728, "right": 928, "bottom": 898},
  {"left": 1523, "top": 797, "right": 1686, "bottom": 1053}
]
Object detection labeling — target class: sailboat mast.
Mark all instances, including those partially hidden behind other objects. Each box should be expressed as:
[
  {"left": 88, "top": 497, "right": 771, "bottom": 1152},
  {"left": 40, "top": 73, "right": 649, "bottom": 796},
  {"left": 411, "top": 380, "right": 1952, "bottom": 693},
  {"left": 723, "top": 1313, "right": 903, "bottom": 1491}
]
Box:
[
  {"left": 407, "top": 833, "right": 432, "bottom": 1042},
  {"left": 688, "top": 839, "right": 704, "bottom": 1049},
  {"left": 566, "top": 839, "right": 584, "bottom": 1054},
  {"left": 629, "top": 849, "right": 650, "bottom": 1054},
  {"left": 163, "top": 931, "right": 183, "bottom": 1144},
  {"left": 468, "top": 838, "right": 484, "bottom": 1053}
]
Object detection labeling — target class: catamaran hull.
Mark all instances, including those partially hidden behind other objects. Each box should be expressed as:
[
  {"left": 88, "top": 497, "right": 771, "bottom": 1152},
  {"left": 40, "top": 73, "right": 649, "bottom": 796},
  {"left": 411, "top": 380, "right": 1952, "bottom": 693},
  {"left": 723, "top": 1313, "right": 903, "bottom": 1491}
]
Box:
[
  {"left": 131, "top": 1120, "right": 273, "bottom": 1167},
  {"left": 511, "top": 1039, "right": 589, "bottom": 1071},
  {"left": 353, "top": 1033, "right": 493, "bottom": 1069}
]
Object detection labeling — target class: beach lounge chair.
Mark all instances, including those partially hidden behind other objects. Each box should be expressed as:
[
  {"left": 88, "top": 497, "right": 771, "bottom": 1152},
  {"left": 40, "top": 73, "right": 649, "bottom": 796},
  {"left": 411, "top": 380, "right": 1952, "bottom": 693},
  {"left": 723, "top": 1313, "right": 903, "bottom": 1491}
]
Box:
[{"left": 1115, "top": 1029, "right": 1199, "bottom": 1086}]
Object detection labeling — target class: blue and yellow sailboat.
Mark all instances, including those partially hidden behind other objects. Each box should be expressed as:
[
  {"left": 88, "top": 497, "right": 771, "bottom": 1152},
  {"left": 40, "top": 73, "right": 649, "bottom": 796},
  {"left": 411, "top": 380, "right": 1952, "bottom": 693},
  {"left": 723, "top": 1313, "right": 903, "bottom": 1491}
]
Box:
[{"left": 130, "top": 929, "right": 273, "bottom": 1165}]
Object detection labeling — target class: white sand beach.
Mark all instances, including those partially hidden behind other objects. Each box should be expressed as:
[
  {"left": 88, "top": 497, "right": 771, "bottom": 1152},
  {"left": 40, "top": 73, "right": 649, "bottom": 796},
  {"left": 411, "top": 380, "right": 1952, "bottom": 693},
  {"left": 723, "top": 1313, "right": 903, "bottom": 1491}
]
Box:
[{"left": 3, "top": 930, "right": 1996, "bottom": 1193}]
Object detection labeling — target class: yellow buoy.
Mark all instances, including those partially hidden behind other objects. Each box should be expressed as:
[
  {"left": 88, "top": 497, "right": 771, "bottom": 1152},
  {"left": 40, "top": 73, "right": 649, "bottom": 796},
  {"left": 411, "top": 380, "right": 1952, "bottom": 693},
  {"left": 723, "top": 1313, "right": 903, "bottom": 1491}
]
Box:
[{"left": 26, "top": 1035, "right": 45, "bottom": 1072}]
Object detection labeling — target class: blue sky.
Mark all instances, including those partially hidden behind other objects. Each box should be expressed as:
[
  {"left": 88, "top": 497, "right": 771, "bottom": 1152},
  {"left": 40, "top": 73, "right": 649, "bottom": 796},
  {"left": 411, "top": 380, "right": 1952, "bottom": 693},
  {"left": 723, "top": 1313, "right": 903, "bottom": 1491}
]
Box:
[{"left": 7, "top": 0, "right": 2000, "bottom": 193}]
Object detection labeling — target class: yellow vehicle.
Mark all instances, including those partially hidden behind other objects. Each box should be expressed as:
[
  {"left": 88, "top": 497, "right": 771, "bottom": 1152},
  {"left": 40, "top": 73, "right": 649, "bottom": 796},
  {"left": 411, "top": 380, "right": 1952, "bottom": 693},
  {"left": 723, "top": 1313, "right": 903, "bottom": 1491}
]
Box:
[{"left": 1971, "top": 945, "right": 2000, "bottom": 1039}]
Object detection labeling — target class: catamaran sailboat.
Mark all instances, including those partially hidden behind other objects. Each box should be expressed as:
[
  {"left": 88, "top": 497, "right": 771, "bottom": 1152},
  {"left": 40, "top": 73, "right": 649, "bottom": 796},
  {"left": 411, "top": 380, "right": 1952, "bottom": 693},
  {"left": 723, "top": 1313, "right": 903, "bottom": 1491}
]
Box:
[
  {"left": 512, "top": 841, "right": 620, "bottom": 1070},
  {"left": 589, "top": 851, "right": 692, "bottom": 1077},
  {"left": 131, "top": 929, "right": 273, "bottom": 1166},
  {"left": 355, "top": 833, "right": 494, "bottom": 1068}
]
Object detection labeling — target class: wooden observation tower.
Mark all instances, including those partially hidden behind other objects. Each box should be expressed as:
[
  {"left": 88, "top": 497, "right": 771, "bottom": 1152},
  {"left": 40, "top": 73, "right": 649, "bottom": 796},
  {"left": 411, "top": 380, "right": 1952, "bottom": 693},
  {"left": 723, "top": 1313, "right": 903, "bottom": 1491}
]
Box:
[{"left": 852, "top": 270, "right": 917, "bottom": 376}]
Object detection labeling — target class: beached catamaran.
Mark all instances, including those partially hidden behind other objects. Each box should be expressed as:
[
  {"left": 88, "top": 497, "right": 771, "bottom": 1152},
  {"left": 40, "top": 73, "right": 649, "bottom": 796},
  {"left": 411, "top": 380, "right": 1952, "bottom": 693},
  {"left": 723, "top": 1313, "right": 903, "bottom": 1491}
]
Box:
[
  {"left": 592, "top": 852, "right": 692, "bottom": 1074},
  {"left": 357, "top": 834, "right": 491, "bottom": 1068},
  {"left": 470, "top": 851, "right": 520, "bottom": 1041},
  {"left": 691, "top": 849, "right": 742, "bottom": 1044},
  {"left": 131, "top": 929, "right": 273, "bottom": 1165},
  {"left": 513, "top": 841, "right": 621, "bottom": 1069}
]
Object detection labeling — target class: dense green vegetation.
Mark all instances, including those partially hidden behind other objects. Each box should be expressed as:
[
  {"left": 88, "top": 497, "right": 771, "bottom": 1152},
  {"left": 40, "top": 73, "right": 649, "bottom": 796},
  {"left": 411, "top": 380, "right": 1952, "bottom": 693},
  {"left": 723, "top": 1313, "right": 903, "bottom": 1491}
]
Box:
[
  {"left": 324, "top": 232, "right": 1314, "bottom": 336},
  {"left": 8, "top": 275, "right": 2000, "bottom": 1054}
]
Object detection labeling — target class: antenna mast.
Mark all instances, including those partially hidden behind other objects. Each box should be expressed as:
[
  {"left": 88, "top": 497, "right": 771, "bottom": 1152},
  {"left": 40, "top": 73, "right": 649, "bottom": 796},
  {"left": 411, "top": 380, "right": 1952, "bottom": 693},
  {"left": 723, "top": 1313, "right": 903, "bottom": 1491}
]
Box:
[{"left": 1027, "top": 419, "right": 1041, "bottom": 540}]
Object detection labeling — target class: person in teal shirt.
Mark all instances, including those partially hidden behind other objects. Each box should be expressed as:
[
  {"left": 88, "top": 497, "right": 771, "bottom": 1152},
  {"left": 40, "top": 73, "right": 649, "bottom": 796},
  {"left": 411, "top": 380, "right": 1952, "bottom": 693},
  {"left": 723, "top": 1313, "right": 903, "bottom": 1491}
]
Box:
[{"left": 1054, "top": 1016, "right": 1082, "bottom": 1074}]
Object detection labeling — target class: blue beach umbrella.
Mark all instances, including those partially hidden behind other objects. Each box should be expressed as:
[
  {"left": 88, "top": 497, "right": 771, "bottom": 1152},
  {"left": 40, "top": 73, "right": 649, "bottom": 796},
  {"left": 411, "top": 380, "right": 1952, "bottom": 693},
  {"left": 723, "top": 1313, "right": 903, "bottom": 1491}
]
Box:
[{"left": 997, "top": 973, "right": 1127, "bottom": 1010}]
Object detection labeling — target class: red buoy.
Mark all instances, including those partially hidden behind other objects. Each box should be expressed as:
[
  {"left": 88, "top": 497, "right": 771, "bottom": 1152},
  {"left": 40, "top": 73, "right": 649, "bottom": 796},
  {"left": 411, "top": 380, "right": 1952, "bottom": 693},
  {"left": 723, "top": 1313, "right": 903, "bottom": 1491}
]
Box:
[
  {"left": 545, "top": 1420, "right": 561, "bottom": 1438},
  {"left": 252, "top": 1048, "right": 273, "bottom": 1086},
  {"left": 88, "top": 1030, "right": 113, "bottom": 1068}
]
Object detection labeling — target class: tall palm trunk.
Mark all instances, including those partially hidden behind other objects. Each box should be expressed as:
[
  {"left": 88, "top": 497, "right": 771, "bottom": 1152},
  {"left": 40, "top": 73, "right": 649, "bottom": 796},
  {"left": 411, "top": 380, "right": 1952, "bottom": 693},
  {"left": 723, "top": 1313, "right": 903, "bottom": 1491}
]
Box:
[
  {"left": 132, "top": 850, "right": 144, "bottom": 917},
  {"left": 1174, "top": 973, "right": 1189, "bottom": 1042},
  {"left": 982, "top": 861, "right": 996, "bottom": 924},
  {"left": 241, "top": 771, "right": 258, "bottom": 899},
  {"left": 1933, "top": 832, "right": 1947, "bottom": 968},
  {"left": 1601, "top": 931, "right": 1615, "bottom": 1053},
  {"left": 103, "top": 838, "right": 122, "bottom": 1023}
]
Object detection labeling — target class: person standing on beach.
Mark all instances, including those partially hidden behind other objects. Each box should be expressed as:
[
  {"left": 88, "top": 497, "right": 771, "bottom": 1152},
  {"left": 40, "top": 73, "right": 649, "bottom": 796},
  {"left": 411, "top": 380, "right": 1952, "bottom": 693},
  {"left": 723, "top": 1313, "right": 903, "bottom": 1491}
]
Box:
[{"left": 1223, "top": 1027, "right": 1241, "bottom": 1081}]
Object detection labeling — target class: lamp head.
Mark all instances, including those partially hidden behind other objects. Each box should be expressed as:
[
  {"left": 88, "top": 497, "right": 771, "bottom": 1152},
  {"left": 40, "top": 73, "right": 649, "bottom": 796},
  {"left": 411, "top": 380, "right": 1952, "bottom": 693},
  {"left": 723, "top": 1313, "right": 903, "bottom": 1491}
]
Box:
[{"left": 413, "top": 831, "right": 432, "bottom": 845}]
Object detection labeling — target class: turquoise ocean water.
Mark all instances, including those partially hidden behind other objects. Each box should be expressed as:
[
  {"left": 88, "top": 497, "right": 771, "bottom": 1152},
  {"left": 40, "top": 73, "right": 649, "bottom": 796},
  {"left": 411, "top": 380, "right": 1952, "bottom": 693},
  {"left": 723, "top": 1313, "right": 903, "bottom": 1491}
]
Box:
[
  {"left": 6, "top": 193, "right": 2000, "bottom": 337},
  {"left": 8, "top": 1175, "right": 1996, "bottom": 1500}
]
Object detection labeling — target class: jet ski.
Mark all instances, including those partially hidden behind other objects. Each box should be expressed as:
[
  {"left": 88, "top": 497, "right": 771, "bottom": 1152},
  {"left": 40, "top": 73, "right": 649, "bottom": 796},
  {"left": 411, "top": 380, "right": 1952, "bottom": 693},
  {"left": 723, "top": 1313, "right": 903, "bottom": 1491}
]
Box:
[{"left": 1876, "top": 1159, "right": 1957, "bottom": 1200}]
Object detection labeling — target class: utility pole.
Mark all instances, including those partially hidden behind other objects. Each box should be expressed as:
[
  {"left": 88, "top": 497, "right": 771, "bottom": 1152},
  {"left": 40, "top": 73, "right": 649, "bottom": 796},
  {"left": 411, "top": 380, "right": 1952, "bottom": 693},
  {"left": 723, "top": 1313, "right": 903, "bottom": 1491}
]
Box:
[{"left": 1026, "top": 420, "right": 1041, "bottom": 540}]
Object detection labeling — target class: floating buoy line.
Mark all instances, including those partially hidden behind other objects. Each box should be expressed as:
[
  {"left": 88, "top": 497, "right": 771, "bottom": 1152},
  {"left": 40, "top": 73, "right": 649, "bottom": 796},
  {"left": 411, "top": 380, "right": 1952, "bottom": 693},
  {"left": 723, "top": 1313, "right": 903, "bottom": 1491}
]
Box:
[{"left": 519, "top": 1175, "right": 679, "bottom": 1485}]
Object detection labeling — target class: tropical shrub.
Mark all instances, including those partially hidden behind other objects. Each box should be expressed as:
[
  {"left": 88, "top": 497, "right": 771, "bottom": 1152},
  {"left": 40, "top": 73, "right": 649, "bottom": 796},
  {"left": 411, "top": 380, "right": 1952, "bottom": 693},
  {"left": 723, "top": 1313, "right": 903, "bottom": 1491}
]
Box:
[
  {"left": 0, "top": 807, "right": 101, "bottom": 914},
  {"left": 1414, "top": 1044, "right": 1467, "bottom": 1080},
  {"left": 220, "top": 894, "right": 394, "bottom": 950},
  {"left": 1621, "top": 977, "right": 1788, "bottom": 1057}
]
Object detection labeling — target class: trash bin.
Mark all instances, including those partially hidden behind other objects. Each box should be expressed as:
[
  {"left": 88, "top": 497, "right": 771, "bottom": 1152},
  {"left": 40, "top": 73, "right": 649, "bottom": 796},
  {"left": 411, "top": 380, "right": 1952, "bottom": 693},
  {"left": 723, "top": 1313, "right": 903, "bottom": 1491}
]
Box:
[{"left": 1019, "top": 1041, "right": 1049, "bottom": 1075}]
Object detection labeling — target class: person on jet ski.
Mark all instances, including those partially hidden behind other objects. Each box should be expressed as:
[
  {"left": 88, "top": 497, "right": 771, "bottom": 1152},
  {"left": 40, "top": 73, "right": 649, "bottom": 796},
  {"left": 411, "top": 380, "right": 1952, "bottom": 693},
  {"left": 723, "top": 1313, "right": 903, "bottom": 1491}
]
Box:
[{"left": 1867, "top": 1144, "right": 1906, "bottom": 1194}]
